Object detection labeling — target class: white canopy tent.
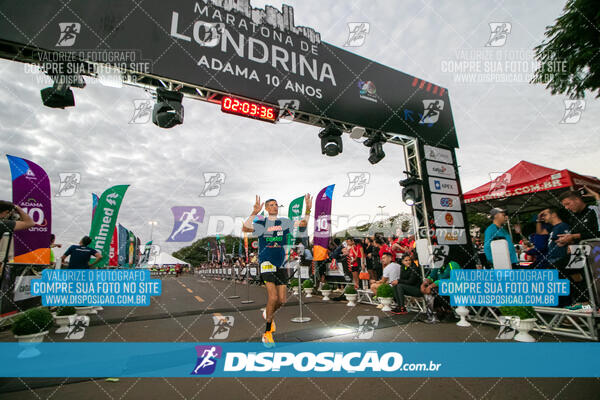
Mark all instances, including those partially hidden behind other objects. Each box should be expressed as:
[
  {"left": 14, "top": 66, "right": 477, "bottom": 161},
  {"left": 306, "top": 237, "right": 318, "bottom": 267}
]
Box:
[{"left": 146, "top": 252, "right": 190, "bottom": 267}]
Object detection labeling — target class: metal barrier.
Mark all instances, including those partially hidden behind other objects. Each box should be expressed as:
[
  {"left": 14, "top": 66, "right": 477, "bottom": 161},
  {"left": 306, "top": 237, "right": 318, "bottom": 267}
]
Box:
[
  {"left": 465, "top": 239, "right": 600, "bottom": 341},
  {"left": 465, "top": 305, "right": 598, "bottom": 341},
  {"left": 0, "top": 263, "right": 45, "bottom": 322}
]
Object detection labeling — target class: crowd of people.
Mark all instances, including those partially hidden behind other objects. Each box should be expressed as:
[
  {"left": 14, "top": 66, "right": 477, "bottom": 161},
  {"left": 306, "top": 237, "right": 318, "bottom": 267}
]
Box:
[
  {"left": 478, "top": 187, "right": 600, "bottom": 307},
  {"left": 198, "top": 230, "right": 456, "bottom": 324},
  {"left": 3, "top": 184, "right": 600, "bottom": 347}
]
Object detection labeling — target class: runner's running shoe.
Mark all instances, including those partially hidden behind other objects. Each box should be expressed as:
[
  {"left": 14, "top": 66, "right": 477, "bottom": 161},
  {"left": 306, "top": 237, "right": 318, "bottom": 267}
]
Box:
[
  {"left": 262, "top": 331, "right": 275, "bottom": 348},
  {"left": 262, "top": 308, "right": 276, "bottom": 332}
]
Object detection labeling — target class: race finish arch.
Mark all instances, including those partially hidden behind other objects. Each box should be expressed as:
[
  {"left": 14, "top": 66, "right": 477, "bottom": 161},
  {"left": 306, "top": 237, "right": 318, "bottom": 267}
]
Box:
[{"left": 0, "top": 0, "right": 475, "bottom": 267}]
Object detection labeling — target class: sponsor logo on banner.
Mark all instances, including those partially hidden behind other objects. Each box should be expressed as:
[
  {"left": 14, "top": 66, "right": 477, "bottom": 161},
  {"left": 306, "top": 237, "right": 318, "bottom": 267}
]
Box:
[
  {"left": 419, "top": 100, "right": 444, "bottom": 125},
  {"left": 223, "top": 351, "right": 412, "bottom": 373},
  {"left": 423, "top": 145, "right": 453, "bottom": 164},
  {"left": 429, "top": 177, "right": 459, "bottom": 195},
  {"left": 436, "top": 228, "right": 467, "bottom": 245},
  {"left": 344, "top": 22, "right": 370, "bottom": 47},
  {"left": 431, "top": 193, "right": 461, "bottom": 211},
  {"left": 431, "top": 245, "right": 449, "bottom": 269},
  {"left": 56, "top": 23, "right": 81, "bottom": 47},
  {"left": 344, "top": 172, "right": 370, "bottom": 197},
  {"left": 106, "top": 192, "right": 119, "bottom": 206},
  {"left": 192, "top": 345, "right": 222, "bottom": 375},
  {"left": 13, "top": 275, "right": 36, "bottom": 302},
  {"left": 433, "top": 211, "right": 464, "bottom": 228},
  {"left": 426, "top": 161, "right": 455, "bottom": 179},
  {"left": 7, "top": 155, "right": 52, "bottom": 264},
  {"left": 358, "top": 80, "right": 378, "bottom": 103},
  {"left": 485, "top": 22, "right": 512, "bottom": 47}
]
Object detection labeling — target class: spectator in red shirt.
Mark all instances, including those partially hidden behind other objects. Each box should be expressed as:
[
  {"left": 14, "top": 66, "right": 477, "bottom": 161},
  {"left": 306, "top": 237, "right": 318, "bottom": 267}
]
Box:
[
  {"left": 391, "top": 236, "right": 407, "bottom": 261},
  {"left": 377, "top": 237, "right": 393, "bottom": 261},
  {"left": 346, "top": 238, "right": 365, "bottom": 289}
]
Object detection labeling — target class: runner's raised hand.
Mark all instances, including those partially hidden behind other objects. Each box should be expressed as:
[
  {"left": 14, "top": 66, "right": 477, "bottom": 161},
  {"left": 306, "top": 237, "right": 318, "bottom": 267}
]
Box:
[
  {"left": 304, "top": 193, "right": 312, "bottom": 211},
  {"left": 583, "top": 185, "right": 600, "bottom": 201},
  {"left": 253, "top": 195, "right": 264, "bottom": 215}
]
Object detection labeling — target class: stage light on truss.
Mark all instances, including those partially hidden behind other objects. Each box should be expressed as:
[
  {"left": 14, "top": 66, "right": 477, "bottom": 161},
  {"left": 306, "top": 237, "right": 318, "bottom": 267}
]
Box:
[
  {"left": 350, "top": 126, "right": 365, "bottom": 139},
  {"left": 400, "top": 177, "right": 422, "bottom": 206},
  {"left": 363, "top": 132, "right": 386, "bottom": 164},
  {"left": 40, "top": 83, "right": 75, "bottom": 109},
  {"left": 40, "top": 62, "right": 86, "bottom": 108},
  {"left": 152, "top": 87, "right": 184, "bottom": 128},
  {"left": 40, "top": 73, "right": 86, "bottom": 109},
  {"left": 318, "top": 125, "right": 343, "bottom": 156}
]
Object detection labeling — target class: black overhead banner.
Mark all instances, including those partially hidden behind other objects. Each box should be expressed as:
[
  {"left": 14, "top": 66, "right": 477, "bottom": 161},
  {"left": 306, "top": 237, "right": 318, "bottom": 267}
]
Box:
[{"left": 0, "top": 0, "right": 458, "bottom": 148}]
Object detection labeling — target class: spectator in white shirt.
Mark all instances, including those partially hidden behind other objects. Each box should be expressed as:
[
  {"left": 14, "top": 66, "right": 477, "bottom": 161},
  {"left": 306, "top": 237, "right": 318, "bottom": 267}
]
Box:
[{"left": 369, "top": 251, "right": 401, "bottom": 295}]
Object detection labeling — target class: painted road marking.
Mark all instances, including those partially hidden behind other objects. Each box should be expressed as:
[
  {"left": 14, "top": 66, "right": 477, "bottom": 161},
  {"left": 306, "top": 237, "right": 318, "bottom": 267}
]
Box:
[
  {"left": 194, "top": 296, "right": 204, "bottom": 303},
  {"left": 186, "top": 288, "right": 193, "bottom": 293}
]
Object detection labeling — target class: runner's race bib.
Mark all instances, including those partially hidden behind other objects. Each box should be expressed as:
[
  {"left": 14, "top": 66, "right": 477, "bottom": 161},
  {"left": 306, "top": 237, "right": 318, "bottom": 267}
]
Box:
[{"left": 260, "top": 261, "right": 276, "bottom": 273}]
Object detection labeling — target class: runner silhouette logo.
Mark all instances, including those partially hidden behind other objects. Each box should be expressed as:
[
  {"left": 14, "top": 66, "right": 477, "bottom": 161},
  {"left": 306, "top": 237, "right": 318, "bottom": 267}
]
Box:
[
  {"left": 419, "top": 100, "right": 444, "bottom": 125},
  {"left": 560, "top": 99, "right": 585, "bottom": 124},
  {"left": 56, "top": 23, "right": 81, "bottom": 47},
  {"left": 167, "top": 206, "right": 205, "bottom": 242},
  {"left": 344, "top": 22, "right": 370, "bottom": 47},
  {"left": 191, "top": 345, "right": 222, "bottom": 375},
  {"left": 485, "top": 22, "right": 511, "bottom": 47},
  {"left": 130, "top": 99, "right": 153, "bottom": 124},
  {"left": 199, "top": 172, "right": 226, "bottom": 197},
  {"left": 344, "top": 172, "right": 370, "bottom": 197},
  {"left": 277, "top": 99, "right": 300, "bottom": 123},
  {"left": 354, "top": 316, "right": 379, "bottom": 339},
  {"left": 210, "top": 316, "right": 234, "bottom": 339},
  {"left": 56, "top": 172, "right": 81, "bottom": 197}
]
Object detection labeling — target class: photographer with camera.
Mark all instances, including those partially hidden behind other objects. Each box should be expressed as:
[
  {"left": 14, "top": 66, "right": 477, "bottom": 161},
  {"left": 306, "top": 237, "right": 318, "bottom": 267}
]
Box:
[
  {"left": 0, "top": 201, "right": 36, "bottom": 272},
  {"left": 0, "top": 200, "right": 36, "bottom": 237}
]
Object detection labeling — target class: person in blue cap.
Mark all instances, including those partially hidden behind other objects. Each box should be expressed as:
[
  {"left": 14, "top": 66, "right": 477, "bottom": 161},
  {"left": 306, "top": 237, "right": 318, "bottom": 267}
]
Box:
[{"left": 484, "top": 208, "right": 518, "bottom": 267}]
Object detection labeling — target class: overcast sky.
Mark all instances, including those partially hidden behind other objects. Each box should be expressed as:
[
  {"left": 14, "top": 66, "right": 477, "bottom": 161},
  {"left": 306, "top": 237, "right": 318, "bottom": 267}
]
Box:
[{"left": 1, "top": 0, "right": 598, "bottom": 258}]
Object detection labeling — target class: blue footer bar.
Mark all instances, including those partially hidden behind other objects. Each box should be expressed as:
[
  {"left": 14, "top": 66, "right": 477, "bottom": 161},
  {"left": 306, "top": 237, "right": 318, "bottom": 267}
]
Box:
[{"left": 0, "top": 342, "right": 598, "bottom": 377}]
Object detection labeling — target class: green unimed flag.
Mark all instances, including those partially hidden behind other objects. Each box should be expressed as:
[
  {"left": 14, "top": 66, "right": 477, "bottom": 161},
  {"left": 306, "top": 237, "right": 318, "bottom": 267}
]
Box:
[
  {"left": 287, "top": 195, "right": 304, "bottom": 251},
  {"left": 89, "top": 185, "right": 129, "bottom": 268}
]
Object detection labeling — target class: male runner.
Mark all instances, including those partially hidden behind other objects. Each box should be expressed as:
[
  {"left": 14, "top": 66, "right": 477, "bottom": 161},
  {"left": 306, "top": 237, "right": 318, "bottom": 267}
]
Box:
[{"left": 242, "top": 194, "right": 311, "bottom": 347}]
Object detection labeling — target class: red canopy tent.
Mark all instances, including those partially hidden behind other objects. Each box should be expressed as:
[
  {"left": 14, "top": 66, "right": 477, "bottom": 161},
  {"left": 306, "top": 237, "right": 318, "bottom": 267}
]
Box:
[{"left": 463, "top": 161, "right": 600, "bottom": 213}]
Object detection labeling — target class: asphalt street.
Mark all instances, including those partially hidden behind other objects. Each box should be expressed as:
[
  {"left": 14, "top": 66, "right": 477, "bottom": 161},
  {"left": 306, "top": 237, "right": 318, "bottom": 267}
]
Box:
[{"left": 0, "top": 273, "right": 597, "bottom": 399}]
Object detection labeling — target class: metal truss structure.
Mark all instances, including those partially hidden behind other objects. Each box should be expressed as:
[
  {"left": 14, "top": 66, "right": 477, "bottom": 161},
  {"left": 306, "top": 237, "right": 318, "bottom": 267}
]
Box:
[{"left": 465, "top": 305, "right": 599, "bottom": 341}]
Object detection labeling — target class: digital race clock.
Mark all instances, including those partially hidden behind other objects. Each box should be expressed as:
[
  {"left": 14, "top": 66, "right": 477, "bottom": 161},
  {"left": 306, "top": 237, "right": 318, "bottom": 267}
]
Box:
[{"left": 221, "top": 96, "right": 278, "bottom": 123}]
